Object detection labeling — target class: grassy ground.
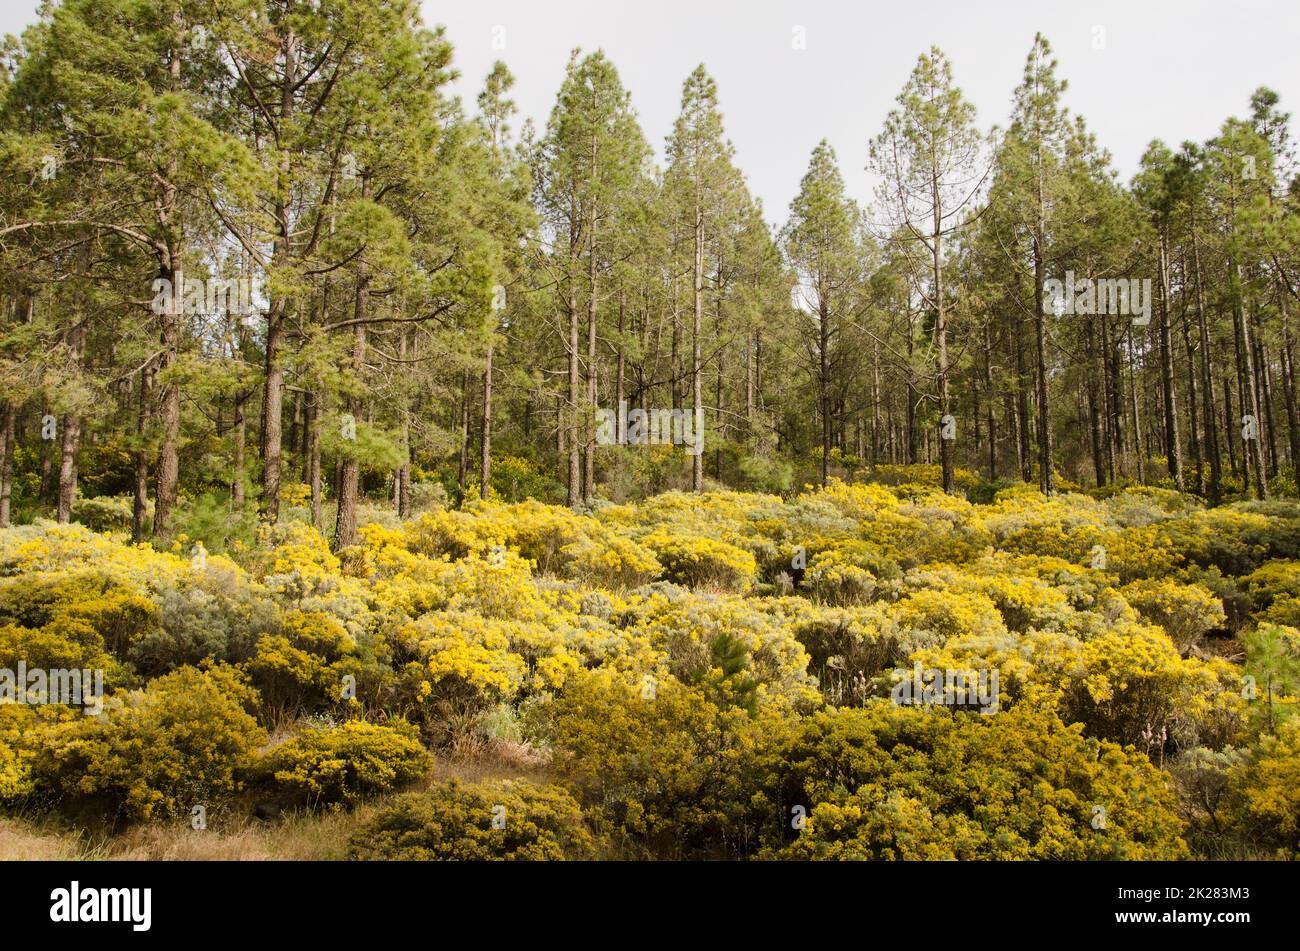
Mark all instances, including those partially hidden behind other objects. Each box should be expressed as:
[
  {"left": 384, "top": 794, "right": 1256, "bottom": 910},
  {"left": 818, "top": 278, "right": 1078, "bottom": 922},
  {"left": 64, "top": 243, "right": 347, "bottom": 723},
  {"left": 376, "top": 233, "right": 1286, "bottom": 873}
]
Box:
[{"left": 0, "top": 752, "right": 547, "bottom": 861}]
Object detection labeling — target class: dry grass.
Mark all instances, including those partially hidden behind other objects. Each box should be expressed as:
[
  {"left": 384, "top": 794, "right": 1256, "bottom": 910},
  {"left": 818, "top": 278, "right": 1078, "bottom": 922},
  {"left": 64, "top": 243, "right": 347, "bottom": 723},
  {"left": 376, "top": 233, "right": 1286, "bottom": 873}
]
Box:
[
  {"left": 0, "top": 749, "right": 549, "bottom": 861},
  {"left": 108, "top": 807, "right": 370, "bottom": 860},
  {"left": 0, "top": 818, "right": 93, "bottom": 859}
]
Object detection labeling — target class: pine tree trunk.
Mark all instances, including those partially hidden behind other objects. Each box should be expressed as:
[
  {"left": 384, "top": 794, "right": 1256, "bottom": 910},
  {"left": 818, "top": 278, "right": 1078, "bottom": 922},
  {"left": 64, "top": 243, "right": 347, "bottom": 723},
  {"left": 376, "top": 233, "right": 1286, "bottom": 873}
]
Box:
[
  {"left": 932, "top": 174, "right": 954, "bottom": 495},
  {"left": 1033, "top": 230, "right": 1054, "bottom": 495},
  {"left": 481, "top": 341, "right": 494, "bottom": 503},
  {"left": 906, "top": 322, "right": 919, "bottom": 466},
  {"left": 334, "top": 210, "right": 370, "bottom": 551},
  {"left": 132, "top": 367, "right": 152, "bottom": 542},
  {"left": 745, "top": 329, "right": 755, "bottom": 444},
  {"left": 397, "top": 331, "right": 412, "bottom": 518},
  {"left": 1235, "top": 262, "right": 1268, "bottom": 499},
  {"left": 308, "top": 391, "right": 322, "bottom": 529},
  {"left": 57, "top": 411, "right": 80, "bottom": 524},
  {"left": 1086, "top": 315, "right": 1106, "bottom": 487},
  {"left": 692, "top": 195, "right": 704, "bottom": 493},
  {"left": 259, "top": 29, "right": 299, "bottom": 525},
  {"left": 1128, "top": 330, "right": 1145, "bottom": 483},
  {"left": 232, "top": 389, "right": 248, "bottom": 511},
  {"left": 1192, "top": 228, "right": 1221, "bottom": 502},
  {"left": 1181, "top": 300, "right": 1203, "bottom": 495},
  {"left": 567, "top": 272, "right": 581, "bottom": 506},
  {"left": 1013, "top": 312, "right": 1031, "bottom": 482},
  {"left": 0, "top": 403, "right": 14, "bottom": 529},
  {"left": 1158, "top": 234, "right": 1184, "bottom": 489},
  {"left": 153, "top": 261, "right": 181, "bottom": 542},
  {"left": 616, "top": 294, "right": 627, "bottom": 444},
  {"left": 819, "top": 294, "right": 830, "bottom": 488},
  {"left": 1224, "top": 376, "right": 1239, "bottom": 479},
  {"left": 458, "top": 369, "right": 470, "bottom": 492}
]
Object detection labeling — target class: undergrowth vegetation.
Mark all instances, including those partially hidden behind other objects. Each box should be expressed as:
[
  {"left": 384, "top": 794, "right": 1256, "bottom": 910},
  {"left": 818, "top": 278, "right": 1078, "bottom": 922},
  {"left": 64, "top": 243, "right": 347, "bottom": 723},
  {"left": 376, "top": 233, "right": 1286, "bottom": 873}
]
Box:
[{"left": 2, "top": 470, "right": 1298, "bottom": 860}]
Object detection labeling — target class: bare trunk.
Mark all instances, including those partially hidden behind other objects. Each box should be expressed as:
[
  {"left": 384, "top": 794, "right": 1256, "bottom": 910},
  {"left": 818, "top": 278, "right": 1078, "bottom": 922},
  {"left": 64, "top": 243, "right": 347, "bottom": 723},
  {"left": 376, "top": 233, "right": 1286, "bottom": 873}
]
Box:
[
  {"left": 691, "top": 195, "right": 704, "bottom": 493},
  {"left": 1191, "top": 228, "right": 1221, "bottom": 502},
  {"left": 1235, "top": 262, "right": 1268, "bottom": 499},
  {"left": 232, "top": 389, "right": 248, "bottom": 511},
  {"left": 1157, "top": 234, "right": 1183, "bottom": 489},
  {"left": 308, "top": 391, "right": 323, "bottom": 528},
  {"left": 131, "top": 366, "right": 152, "bottom": 542},
  {"left": 153, "top": 260, "right": 181, "bottom": 542},
  {"left": 567, "top": 274, "right": 581, "bottom": 506},
  {"left": 57, "top": 412, "right": 80, "bottom": 524},
  {"left": 333, "top": 302, "right": 367, "bottom": 550},
  {"left": 481, "top": 341, "right": 494, "bottom": 502},
  {"left": 0, "top": 404, "right": 14, "bottom": 528},
  {"left": 260, "top": 30, "right": 299, "bottom": 524},
  {"left": 334, "top": 173, "right": 371, "bottom": 551}
]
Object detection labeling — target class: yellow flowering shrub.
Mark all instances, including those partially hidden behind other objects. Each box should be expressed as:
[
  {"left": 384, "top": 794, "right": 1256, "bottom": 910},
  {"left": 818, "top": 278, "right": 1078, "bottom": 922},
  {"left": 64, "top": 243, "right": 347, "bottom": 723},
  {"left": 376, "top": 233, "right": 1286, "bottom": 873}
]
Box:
[
  {"left": 816, "top": 478, "right": 904, "bottom": 521},
  {"left": 803, "top": 548, "right": 878, "bottom": 605},
  {"left": 784, "top": 603, "right": 904, "bottom": 691},
  {"left": 1119, "top": 578, "right": 1226, "bottom": 650},
  {"left": 348, "top": 780, "right": 596, "bottom": 860},
  {"left": 975, "top": 491, "right": 1114, "bottom": 563},
  {"left": 243, "top": 609, "right": 364, "bottom": 716},
  {"left": 1143, "top": 504, "right": 1300, "bottom": 576},
  {"left": 642, "top": 529, "right": 756, "bottom": 591},
  {"left": 246, "top": 521, "right": 341, "bottom": 595},
  {"left": 622, "top": 588, "right": 818, "bottom": 707},
  {"left": 755, "top": 700, "right": 1189, "bottom": 860},
  {"left": 0, "top": 706, "right": 38, "bottom": 801},
  {"left": 29, "top": 665, "right": 265, "bottom": 822},
  {"left": 258, "top": 720, "right": 431, "bottom": 808},
  {"left": 900, "top": 562, "right": 1086, "bottom": 635},
  {"left": 891, "top": 588, "right": 1008, "bottom": 643},
  {"left": 1241, "top": 560, "right": 1300, "bottom": 621},
  {"left": 1062, "top": 623, "right": 1244, "bottom": 750},
  {"left": 408, "top": 498, "right": 660, "bottom": 588},
  {"left": 558, "top": 531, "right": 661, "bottom": 589},
  {"left": 549, "top": 668, "right": 762, "bottom": 858},
  {"left": 856, "top": 463, "right": 983, "bottom": 495},
  {"left": 908, "top": 618, "right": 1243, "bottom": 751}
]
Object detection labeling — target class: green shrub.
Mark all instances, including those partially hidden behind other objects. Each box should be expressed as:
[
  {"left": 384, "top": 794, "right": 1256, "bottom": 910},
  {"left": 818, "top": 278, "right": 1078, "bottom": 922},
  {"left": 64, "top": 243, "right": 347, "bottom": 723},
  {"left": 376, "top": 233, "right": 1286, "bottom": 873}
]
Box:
[
  {"left": 803, "top": 548, "right": 878, "bottom": 606},
  {"left": 549, "top": 670, "right": 759, "bottom": 858},
  {"left": 129, "top": 584, "right": 273, "bottom": 676},
  {"left": 1242, "top": 623, "right": 1300, "bottom": 707},
  {"left": 737, "top": 454, "right": 795, "bottom": 494},
  {"left": 1225, "top": 719, "right": 1300, "bottom": 858},
  {"left": 347, "top": 780, "right": 596, "bottom": 860},
  {"left": 70, "top": 495, "right": 145, "bottom": 534}
]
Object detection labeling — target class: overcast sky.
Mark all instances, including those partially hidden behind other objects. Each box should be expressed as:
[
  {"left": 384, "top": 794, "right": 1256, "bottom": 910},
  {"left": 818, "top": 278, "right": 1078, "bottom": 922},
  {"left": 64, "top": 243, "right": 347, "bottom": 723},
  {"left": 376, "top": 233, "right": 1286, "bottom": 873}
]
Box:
[{"left": 4, "top": 0, "right": 1296, "bottom": 226}]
